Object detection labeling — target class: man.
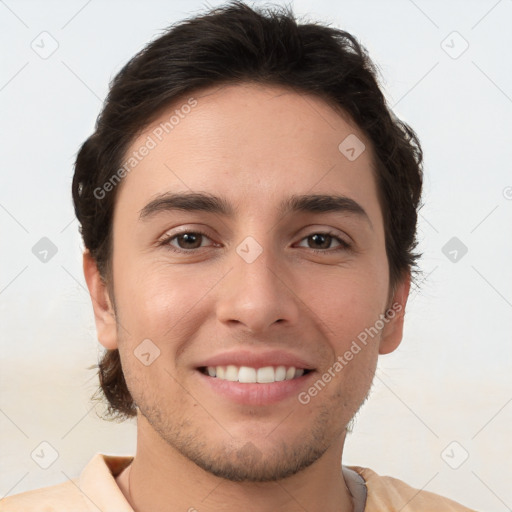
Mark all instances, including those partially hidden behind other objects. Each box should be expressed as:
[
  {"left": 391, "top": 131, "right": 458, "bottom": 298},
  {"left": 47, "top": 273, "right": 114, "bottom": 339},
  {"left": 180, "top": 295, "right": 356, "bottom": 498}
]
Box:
[{"left": 1, "top": 1, "right": 477, "bottom": 510}]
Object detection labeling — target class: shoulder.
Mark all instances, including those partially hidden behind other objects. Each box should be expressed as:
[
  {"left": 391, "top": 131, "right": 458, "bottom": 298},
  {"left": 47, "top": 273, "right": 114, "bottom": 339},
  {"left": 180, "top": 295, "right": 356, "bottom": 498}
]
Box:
[
  {"left": 0, "top": 478, "right": 90, "bottom": 512},
  {"left": 0, "top": 453, "right": 133, "bottom": 512},
  {"left": 348, "top": 466, "right": 478, "bottom": 512}
]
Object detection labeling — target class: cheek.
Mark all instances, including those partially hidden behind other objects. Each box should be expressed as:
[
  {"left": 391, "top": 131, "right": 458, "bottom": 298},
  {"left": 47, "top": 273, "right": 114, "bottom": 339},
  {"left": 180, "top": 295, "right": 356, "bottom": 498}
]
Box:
[
  {"left": 301, "top": 266, "right": 388, "bottom": 341},
  {"left": 112, "top": 259, "right": 222, "bottom": 354},
  {"left": 119, "top": 347, "right": 188, "bottom": 419}
]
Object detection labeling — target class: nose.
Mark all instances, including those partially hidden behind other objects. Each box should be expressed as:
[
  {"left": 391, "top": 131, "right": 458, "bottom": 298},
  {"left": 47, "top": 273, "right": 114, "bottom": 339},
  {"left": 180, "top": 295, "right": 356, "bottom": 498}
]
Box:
[{"left": 215, "top": 241, "right": 301, "bottom": 333}]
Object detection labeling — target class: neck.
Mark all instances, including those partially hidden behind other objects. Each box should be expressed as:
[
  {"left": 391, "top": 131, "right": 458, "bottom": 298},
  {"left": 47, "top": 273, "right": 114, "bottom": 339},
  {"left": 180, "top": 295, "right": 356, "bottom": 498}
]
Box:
[{"left": 116, "top": 414, "right": 354, "bottom": 512}]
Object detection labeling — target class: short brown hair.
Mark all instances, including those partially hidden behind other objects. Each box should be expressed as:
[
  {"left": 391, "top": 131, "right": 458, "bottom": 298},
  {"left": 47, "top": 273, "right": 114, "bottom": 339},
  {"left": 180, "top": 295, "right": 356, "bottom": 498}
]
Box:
[{"left": 73, "top": 1, "right": 423, "bottom": 420}]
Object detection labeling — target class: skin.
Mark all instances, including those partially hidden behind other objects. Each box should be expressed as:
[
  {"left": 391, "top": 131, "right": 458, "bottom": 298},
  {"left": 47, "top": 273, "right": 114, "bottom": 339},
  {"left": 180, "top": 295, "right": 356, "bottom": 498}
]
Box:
[{"left": 84, "top": 82, "right": 410, "bottom": 512}]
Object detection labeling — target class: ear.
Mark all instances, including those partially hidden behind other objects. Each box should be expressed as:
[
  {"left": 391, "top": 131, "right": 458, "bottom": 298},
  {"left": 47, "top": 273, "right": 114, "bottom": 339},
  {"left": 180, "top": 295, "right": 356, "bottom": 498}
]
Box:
[
  {"left": 378, "top": 272, "right": 411, "bottom": 355},
  {"left": 83, "top": 251, "right": 118, "bottom": 350}
]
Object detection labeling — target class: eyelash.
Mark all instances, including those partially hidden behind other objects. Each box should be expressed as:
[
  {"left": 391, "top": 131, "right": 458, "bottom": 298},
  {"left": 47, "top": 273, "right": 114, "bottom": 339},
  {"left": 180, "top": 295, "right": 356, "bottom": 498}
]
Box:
[{"left": 158, "top": 230, "right": 351, "bottom": 254}]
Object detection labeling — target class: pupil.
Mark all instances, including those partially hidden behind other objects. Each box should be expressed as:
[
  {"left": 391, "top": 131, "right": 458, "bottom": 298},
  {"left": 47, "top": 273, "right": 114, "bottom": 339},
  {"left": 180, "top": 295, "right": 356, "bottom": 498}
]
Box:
[
  {"left": 310, "top": 234, "right": 330, "bottom": 249},
  {"left": 179, "top": 233, "right": 201, "bottom": 249}
]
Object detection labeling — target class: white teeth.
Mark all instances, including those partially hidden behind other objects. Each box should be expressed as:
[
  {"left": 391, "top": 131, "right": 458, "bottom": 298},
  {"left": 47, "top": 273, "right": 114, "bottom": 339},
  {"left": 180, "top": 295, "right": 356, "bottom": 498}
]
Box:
[
  {"left": 225, "top": 365, "right": 238, "bottom": 381},
  {"left": 257, "top": 366, "right": 275, "bottom": 383},
  {"left": 275, "top": 366, "right": 286, "bottom": 381},
  {"left": 204, "top": 365, "right": 308, "bottom": 383},
  {"left": 238, "top": 366, "right": 257, "bottom": 383},
  {"left": 295, "top": 368, "right": 304, "bottom": 378}
]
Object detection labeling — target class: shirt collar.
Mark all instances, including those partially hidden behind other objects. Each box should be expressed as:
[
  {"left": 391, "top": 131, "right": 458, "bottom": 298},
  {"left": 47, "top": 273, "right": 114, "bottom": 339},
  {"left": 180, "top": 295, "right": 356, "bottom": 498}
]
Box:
[{"left": 79, "top": 453, "right": 134, "bottom": 511}]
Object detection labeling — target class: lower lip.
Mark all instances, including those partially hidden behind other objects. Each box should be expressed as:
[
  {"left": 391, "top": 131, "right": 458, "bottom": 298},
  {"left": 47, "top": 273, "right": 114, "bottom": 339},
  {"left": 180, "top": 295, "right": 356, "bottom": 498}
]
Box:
[{"left": 196, "top": 370, "right": 316, "bottom": 406}]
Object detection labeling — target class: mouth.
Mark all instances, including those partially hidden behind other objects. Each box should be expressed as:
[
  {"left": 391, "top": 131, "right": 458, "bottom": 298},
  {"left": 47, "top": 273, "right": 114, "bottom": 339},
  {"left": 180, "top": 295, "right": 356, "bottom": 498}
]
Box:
[
  {"left": 195, "top": 364, "right": 316, "bottom": 406},
  {"left": 198, "top": 365, "right": 313, "bottom": 383},
  {"left": 194, "top": 350, "right": 317, "bottom": 405}
]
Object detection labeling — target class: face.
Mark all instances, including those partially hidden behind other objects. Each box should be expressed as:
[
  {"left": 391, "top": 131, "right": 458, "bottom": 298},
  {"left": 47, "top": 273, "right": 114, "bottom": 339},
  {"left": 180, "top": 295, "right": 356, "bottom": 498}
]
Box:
[{"left": 85, "top": 82, "right": 409, "bottom": 482}]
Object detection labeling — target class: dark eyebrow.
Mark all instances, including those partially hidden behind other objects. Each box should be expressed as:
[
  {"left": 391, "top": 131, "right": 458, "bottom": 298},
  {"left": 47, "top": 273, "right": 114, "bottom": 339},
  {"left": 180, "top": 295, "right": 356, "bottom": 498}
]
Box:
[
  {"left": 280, "top": 194, "right": 373, "bottom": 230},
  {"left": 139, "top": 192, "right": 236, "bottom": 220},
  {"left": 139, "top": 192, "right": 372, "bottom": 229}
]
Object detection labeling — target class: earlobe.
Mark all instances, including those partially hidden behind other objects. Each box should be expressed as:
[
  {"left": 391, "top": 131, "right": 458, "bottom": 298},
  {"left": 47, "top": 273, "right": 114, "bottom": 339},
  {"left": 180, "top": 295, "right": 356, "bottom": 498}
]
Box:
[
  {"left": 83, "top": 251, "right": 118, "bottom": 350},
  {"left": 378, "top": 273, "right": 411, "bottom": 355}
]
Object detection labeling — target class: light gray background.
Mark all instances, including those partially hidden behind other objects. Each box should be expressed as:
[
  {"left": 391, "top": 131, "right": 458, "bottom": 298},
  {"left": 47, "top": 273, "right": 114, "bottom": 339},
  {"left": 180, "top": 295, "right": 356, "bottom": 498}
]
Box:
[{"left": 1, "top": 0, "right": 511, "bottom": 509}]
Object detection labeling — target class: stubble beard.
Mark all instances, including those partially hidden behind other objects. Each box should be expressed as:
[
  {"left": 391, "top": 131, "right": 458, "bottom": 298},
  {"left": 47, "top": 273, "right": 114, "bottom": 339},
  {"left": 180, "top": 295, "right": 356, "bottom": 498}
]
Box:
[{"left": 132, "top": 388, "right": 366, "bottom": 483}]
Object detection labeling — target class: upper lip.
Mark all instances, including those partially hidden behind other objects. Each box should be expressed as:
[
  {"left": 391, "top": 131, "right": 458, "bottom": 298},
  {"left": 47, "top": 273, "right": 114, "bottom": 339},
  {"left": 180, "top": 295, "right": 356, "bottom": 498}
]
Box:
[{"left": 195, "top": 350, "right": 316, "bottom": 371}]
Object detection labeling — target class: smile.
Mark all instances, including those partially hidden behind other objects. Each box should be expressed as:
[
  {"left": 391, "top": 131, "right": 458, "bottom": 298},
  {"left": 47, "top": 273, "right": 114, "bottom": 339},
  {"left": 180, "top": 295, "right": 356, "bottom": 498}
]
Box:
[{"left": 199, "top": 365, "right": 310, "bottom": 383}]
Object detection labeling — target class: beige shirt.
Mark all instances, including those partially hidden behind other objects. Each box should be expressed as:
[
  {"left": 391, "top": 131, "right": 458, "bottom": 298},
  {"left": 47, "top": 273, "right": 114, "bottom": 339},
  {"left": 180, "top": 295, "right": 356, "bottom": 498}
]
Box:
[{"left": 0, "top": 453, "right": 476, "bottom": 511}]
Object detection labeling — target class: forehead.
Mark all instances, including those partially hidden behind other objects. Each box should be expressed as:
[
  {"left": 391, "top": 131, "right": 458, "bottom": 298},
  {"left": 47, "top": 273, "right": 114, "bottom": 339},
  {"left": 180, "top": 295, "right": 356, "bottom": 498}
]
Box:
[{"left": 115, "top": 82, "right": 382, "bottom": 225}]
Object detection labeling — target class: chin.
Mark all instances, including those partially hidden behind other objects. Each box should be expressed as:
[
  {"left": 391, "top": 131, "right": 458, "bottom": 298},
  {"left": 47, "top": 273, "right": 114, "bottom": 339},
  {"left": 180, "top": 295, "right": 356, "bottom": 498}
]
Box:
[{"left": 183, "top": 439, "right": 329, "bottom": 482}]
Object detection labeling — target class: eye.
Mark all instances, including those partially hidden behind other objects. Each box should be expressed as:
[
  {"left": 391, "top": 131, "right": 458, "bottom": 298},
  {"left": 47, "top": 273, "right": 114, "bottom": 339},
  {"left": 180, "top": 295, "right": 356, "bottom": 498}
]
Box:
[
  {"left": 158, "top": 230, "right": 351, "bottom": 254},
  {"left": 296, "top": 232, "right": 351, "bottom": 252},
  {"left": 160, "top": 231, "right": 215, "bottom": 252}
]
